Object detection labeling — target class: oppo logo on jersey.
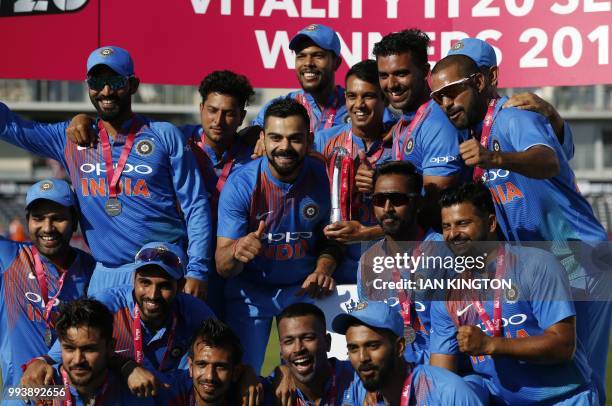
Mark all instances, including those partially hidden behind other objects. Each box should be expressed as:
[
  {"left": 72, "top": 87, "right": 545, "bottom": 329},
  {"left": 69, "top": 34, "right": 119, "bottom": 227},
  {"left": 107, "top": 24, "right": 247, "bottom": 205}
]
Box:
[
  {"left": 80, "top": 163, "right": 153, "bottom": 176},
  {"left": 385, "top": 298, "right": 426, "bottom": 312},
  {"left": 481, "top": 169, "right": 510, "bottom": 182},
  {"left": 430, "top": 155, "right": 458, "bottom": 164},
  {"left": 24, "top": 291, "right": 60, "bottom": 323},
  {"left": 262, "top": 231, "right": 312, "bottom": 243},
  {"left": 475, "top": 313, "right": 528, "bottom": 332},
  {"left": 262, "top": 232, "right": 313, "bottom": 261}
]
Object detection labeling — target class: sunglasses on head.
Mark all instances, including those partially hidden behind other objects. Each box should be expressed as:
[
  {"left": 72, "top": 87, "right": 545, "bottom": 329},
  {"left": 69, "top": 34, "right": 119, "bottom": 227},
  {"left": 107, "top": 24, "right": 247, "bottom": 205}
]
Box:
[
  {"left": 86, "top": 75, "right": 131, "bottom": 91},
  {"left": 430, "top": 73, "right": 479, "bottom": 105},
  {"left": 372, "top": 192, "right": 419, "bottom": 207},
  {"left": 135, "top": 246, "right": 182, "bottom": 271}
]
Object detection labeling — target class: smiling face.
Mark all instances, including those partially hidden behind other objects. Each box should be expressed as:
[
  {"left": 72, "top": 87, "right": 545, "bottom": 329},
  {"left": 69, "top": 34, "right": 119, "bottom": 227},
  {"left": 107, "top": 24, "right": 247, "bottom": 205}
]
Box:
[
  {"left": 294, "top": 43, "right": 340, "bottom": 94},
  {"left": 377, "top": 52, "right": 428, "bottom": 113},
  {"left": 278, "top": 315, "right": 330, "bottom": 385},
  {"left": 263, "top": 115, "right": 309, "bottom": 181},
  {"left": 345, "top": 74, "right": 385, "bottom": 133},
  {"left": 27, "top": 200, "right": 75, "bottom": 261},
  {"left": 133, "top": 265, "right": 177, "bottom": 326},
  {"left": 87, "top": 65, "right": 138, "bottom": 123},
  {"left": 189, "top": 340, "right": 235, "bottom": 404},
  {"left": 441, "top": 202, "right": 495, "bottom": 256}
]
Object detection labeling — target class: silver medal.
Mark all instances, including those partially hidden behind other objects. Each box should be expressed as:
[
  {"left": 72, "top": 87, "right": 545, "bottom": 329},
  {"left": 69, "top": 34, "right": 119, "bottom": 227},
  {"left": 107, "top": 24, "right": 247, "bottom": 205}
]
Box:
[
  {"left": 404, "top": 325, "right": 416, "bottom": 344},
  {"left": 105, "top": 198, "right": 122, "bottom": 216},
  {"left": 44, "top": 328, "right": 53, "bottom": 347}
]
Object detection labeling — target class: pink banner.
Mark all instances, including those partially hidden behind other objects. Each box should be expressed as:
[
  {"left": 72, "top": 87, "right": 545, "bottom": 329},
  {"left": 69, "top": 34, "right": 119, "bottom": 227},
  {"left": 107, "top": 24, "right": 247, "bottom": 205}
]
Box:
[{"left": 0, "top": 0, "right": 610, "bottom": 88}]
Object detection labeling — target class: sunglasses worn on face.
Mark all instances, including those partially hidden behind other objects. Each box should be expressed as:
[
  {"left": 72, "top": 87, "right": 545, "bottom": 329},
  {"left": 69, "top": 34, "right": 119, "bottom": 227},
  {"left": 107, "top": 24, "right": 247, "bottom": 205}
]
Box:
[
  {"left": 430, "top": 73, "right": 479, "bottom": 104},
  {"left": 86, "top": 75, "right": 131, "bottom": 91},
  {"left": 135, "top": 246, "right": 182, "bottom": 271},
  {"left": 372, "top": 192, "right": 419, "bottom": 207}
]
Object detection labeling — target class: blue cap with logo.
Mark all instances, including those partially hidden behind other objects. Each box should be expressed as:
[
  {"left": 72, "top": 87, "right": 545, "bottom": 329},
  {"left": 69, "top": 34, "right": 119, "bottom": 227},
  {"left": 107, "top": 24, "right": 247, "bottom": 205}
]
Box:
[
  {"left": 289, "top": 24, "right": 341, "bottom": 56},
  {"left": 447, "top": 38, "right": 497, "bottom": 67},
  {"left": 332, "top": 301, "right": 403, "bottom": 337},
  {"left": 87, "top": 46, "right": 134, "bottom": 77},
  {"left": 133, "top": 242, "right": 186, "bottom": 280},
  {"left": 26, "top": 179, "right": 77, "bottom": 209}
]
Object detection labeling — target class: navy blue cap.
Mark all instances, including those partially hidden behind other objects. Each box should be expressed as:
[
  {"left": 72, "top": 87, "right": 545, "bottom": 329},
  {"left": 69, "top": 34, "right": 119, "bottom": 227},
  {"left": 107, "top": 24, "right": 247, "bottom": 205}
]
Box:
[
  {"left": 87, "top": 46, "right": 134, "bottom": 76},
  {"left": 289, "top": 24, "right": 341, "bottom": 56},
  {"left": 447, "top": 38, "right": 497, "bottom": 67},
  {"left": 133, "top": 242, "right": 186, "bottom": 280},
  {"left": 332, "top": 301, "right": 403, "bottom": 337},
  {"left": 26, "top": 179, "right": 77, "bottom": 209}
]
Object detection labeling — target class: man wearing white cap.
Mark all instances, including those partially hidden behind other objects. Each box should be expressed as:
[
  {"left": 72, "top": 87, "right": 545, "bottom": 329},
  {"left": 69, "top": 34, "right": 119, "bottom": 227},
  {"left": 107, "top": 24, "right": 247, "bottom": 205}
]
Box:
[
  {"left": 0, "top": 46, "right": 212, "bottom": 300},
  {"left": 0, "top": 179, "right": 95, "bottom": 393}
]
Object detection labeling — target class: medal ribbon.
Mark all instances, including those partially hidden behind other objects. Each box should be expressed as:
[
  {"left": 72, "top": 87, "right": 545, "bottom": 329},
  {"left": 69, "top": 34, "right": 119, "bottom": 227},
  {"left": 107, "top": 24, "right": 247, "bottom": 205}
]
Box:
[
  {"left": 61, "top": 367, "right": 109, "bottom": 406},
  {"left": 471, "top": 246, "right": 506, "bottom": 337},
  {"left": 367, "top": 366, "right": 413, "bottom": 406},
  {"left": 295, "top": 88, "right": 339, "bottom": 134},
  {"left": 472, "top": 98, "right": 499, "bottom": 182},
  {"left": 133, "top": 305, "right": 178, "bottom": 371},
  {"left": 98, "top": 117, "right": 141, "bottom": 199},
  {"left": 394, "top": 102, "right": 430, "bottom": 161},
  {"left": 31, "top": 247, "right": 67, "bottom": 325}
]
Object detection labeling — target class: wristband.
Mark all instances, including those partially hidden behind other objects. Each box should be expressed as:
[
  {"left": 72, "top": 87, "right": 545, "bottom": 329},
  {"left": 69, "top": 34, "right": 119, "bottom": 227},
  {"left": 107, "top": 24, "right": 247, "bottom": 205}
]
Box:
[{"left": 21, "top": 356, "right": 46, "bottom": 372}]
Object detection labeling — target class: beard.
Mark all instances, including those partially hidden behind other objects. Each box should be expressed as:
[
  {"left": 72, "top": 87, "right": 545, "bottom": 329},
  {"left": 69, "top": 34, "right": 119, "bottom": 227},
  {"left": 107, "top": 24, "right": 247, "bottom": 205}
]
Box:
[
  {"left": 90, "top": 93, "right": 131, "bottom": 122},
  {"left": 359, "top": 350, "right": 396, "bottom": 392},
  {"left": 378, "top": 212, "right": 412, "bottom": 239},
  {"left": 267, "top": 149, "right": 305, "bottom": 177}
]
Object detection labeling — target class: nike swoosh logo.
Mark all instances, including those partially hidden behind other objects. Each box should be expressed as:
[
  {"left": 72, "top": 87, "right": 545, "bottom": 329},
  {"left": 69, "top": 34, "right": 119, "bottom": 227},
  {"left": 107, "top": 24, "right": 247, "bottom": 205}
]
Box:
[
  {"left": 256, "top": 211, "right": 273, "bottom": 220},
  {"left": 456, "top": 303, "right": 473, "bottom": 317},
  {"left": 76, "top": 145, "right": 89, "bottom": 150},
  {"left": 28, "top": 272, "right": 36, "bottom": 280},
  {"left": 114, "top": 349, "right": 130, "bottom": 353}
]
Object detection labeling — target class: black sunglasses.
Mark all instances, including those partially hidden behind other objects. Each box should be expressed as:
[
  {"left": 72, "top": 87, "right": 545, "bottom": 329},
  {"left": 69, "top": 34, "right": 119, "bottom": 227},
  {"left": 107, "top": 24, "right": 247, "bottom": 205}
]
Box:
[
  {"left": 135, "top": 246, "right": 182, "bottom": 271},
  {"left": 372, "top": 192, "right": 419, "bottom": 207},
  {"left": 86, "top": 75, "right": 131, "bottom": 91}
]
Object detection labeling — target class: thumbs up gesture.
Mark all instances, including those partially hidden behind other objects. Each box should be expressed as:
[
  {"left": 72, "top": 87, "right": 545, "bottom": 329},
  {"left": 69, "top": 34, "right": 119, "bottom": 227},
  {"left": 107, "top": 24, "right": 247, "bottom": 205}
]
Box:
[
  {"left": 233, "top": 220, "right": 266, "bottom": 263},
  {"left": 355, "top": 150, "right": 374, "bottom": 194}
]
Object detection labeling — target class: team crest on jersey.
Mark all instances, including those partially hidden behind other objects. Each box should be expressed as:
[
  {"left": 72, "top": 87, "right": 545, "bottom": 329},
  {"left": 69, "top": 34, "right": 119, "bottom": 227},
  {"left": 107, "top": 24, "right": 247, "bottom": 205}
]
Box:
[
  {"left": 493, "top": 140, "right": 501, "bottom": 152},
  {"left": 171, "top": 346, "right": 183, "bottom": 358},
  {"left": 40, "top": 181, "right": 54, "bottom": 191},
  {"left": 135, "top": 139, "right": 154, "bottom": 156},
  {"left": 302, "top": 203, "right": 319, "bottom": 220},
  {"left": 405, "top": 138, "right": 415, "bottom": 154},
  {"left": 305, "top": 24, "right": 318, "bottom": 31},
  {"left": 451, "top": 41, "right": 464, "bottom": 50},
  {"left": 100, "top": 48, "right": 114, "bottom": 57},
  {"left": 505, "top": 283, "right": 519, "bottom": 303}
]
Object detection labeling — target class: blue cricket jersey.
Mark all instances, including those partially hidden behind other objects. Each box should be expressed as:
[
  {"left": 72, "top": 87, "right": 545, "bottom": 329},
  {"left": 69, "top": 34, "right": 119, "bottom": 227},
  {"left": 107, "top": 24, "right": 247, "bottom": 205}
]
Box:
[
  {"left": 392, "top": 100, "right": 469, "bottom": 179},
  {"left": 349, "top": 364, "right": 485, "bottom": 405},
  {"left": 476, "top": 97, "right": 607, "bottom": 242},
  {"left": 356, "top": 233, "right": 445, "bottom": 365},
  {"left": 0, "top": 239, "right": 94, "bottom": 390},
  {"left": 314, "top": 123, "right": 394, "bottom": 283},
  {"left": 262, "top": 358, "right": 357, "bottom": 406},
  {"left": 47, "top": 285, "right": 215, "bottom": 372},
  {"left": 429, "top": 245, "right": 592, "bottom": 404},
  {"left": 217, "top": 157, "right": 331, "bottom": 286},
  {"left": 0, "top": 103, "right": 212, "bottom": 281},
  {"left": 50, "top": 364, "right": 153, "bottom": 406},
  {"left": 252, "top": 86, "right": 348, "bottom": 134}
]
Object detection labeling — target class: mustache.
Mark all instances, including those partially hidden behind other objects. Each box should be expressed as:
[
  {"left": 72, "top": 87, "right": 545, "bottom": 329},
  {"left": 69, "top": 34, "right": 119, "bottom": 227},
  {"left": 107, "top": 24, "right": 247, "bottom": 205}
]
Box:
[
  {"left": 69, "top": 363, "right": 91, "bottom": 371},
  {"left": 197, "top": 379, "right": 221, "bottom": 386},
  {"left": 358, "top": 363, "right": 378, "bottom": 373},
  {"left": 381, "top": 213, "right": 400, "bottom": 222},
  {"left": 272, "top": 150, "right": 298, "bottom": 158}
]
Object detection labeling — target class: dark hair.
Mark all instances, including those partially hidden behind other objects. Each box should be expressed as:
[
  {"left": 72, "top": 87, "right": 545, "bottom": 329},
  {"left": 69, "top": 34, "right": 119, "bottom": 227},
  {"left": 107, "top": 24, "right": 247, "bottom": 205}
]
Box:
[
  {"left": 263, "top": 98, "right": 310, "bottom": 130},
  {"left": 373, "top": 29, "right": 430, "bottom": 67},
  {"left": 439, "top": 182, "right": 495, "bottom": 217},
  {"left": 55, "top": 299, "right": 113, "bottom": 343},
  {"left": 373, "top": 161, "right": 423, "bottom": 194},
  {"left": 345, "top": 59, "right": 380, "bottom": 90},
  {"left": 276, "top": 302, "right": 327, "bottom": 330},
  {"left": 189, "top": 318, "right": 243, "bottom": 365},
  {"left": 432, "top": 54, "right": 480, "bottom": 78},
  {"left": 198, "top": 70, "right": 255, "bottom": 110}
]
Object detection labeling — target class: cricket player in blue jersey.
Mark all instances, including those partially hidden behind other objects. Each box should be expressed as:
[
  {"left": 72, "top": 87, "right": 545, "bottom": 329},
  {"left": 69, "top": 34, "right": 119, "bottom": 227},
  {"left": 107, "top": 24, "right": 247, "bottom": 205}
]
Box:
[
  {"left": 48, "top": 298, "right": 153, "bottom": 405},
  {"left": 23, "top": 242, "right": 216, "bottom": 397},
  {"left": 431, "top": 54, "right": 610, "bottom": 403},
  {"left": 312, "top": 60, "right": 393, "bottom": 283},
  {"left": 0, "top": 46, "right": 211, "bottom": 300},
  {"left": 216, "top": 98, "right": 340, "bottom": 373},
  {"left": 155, "top": 318, "right": 247, "bottom": 406},
  {"left": 332, "top": 301, "right": 485, "bottom": 405},
  {"left": 356, "top": 161, "right": 447, "bottom": 366},
  {"left": 251, "top": 24, "right": 346, "bottom": 139},
  {"left": 0, "top": 179, "right": 95, "bottom": 396},
  {"left": 447, "top": 37, "right": 575, "bottom": 160},
  {"left": 262, "top": 303, "right": 356, "bottom": 405},
  {"left": 430, "top": 183, "right": 597, "bottom": 405}
]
